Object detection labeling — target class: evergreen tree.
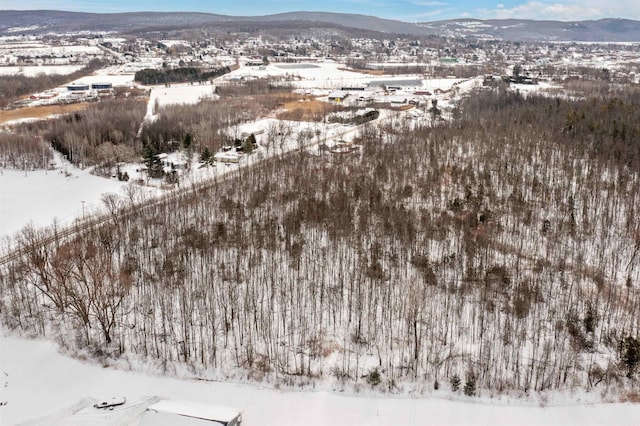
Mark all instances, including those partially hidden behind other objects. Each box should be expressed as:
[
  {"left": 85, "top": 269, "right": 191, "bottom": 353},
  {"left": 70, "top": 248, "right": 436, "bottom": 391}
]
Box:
[
  {"left": 450, "top": 374, "right": 461, "bottom": 392},
  {"left": 366, "top": 368, "right": 381, "bottom": 386},
  {"left": 183, "top": 132, "right": 193, "bottom": 150},
  {"left": 513, "top": 64, "right": 522, "bottom": 80},
  {"left": 242, "top": 134, "right": 256, "bottom": 153},
  {"left": 143, "top": 144, "right": 164, "bottom": 178},
  {"left": 621, "top": 336, "right": 640, "bottom": 378},
  {"left": 464, "top": 376, "right": 476, "bottom": 396},
  {"left": 428, "top": 99, "right": 441, "bottom": 123},
  {"left": 200, "top": 147, "right": 212, "bottom": 164}
]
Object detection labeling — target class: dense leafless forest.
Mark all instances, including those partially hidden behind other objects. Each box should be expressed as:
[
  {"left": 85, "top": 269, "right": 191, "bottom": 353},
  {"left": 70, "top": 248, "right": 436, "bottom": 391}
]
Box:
[
  {"left": 0, "top": 131, "right": 53, "bottom": 170},
  {"left": 0, "top": 92, "right": 148, "bottom": 171},
  {"left": 3, "top": 86, "right": 640, "bottom": 398},
  {"left": 44, "top": 98, "right": 147, "bottom": 168}
]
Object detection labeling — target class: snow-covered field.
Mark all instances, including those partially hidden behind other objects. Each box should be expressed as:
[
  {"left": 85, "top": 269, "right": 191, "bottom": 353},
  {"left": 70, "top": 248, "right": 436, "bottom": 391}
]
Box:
[
  {"left": 0, "top": 65, "right": 84, "bottom": 77},
  {"left": 0, "top": 157, "right": 133, "bottom": 240},
  {"left": 0, "top": 42, "right": 104, "bottom": 67},
  {"left": 144, "top": 82, "right": 218, "bottom": 121},
  {"left": 0, "top": 44, "right": 102, "bottom": 57},
  {"left": 1, "top": 334, "right": 638, "bottom": 426},
  {"left": 223, "top": 61, "right": 467, "bottom": 91}
]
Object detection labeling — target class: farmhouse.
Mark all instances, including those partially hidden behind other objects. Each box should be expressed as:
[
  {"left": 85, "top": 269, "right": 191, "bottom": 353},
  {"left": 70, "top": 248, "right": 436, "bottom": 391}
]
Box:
[
  {"left": 328, "top": 90, "right": 349, "bottom": 103},
  {"left": 388, "top": 95, "right": 408, "bottom": 106},
  {"left": 214, "top": 151, "right": 241, "bottom": 163},
  {"left": 354, "top": 94, "right": 374, "bottom": 105}
]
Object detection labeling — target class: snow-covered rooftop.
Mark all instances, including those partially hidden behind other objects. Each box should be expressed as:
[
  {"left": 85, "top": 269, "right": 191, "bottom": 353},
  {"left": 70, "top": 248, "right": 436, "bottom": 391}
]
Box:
[{"left": 146, "top": 399, "right": 241, "bottom": 423}]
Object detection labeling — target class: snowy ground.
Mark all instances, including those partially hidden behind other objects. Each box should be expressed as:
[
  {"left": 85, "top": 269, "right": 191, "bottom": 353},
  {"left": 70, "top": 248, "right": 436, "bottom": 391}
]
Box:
[
  {"left": 1, "top": 334, "right": 638, "bottom": 426},
  {"left": 3, "top": 116, "right": 639, "bottom": 426},
  {"left": 144, "top": 82, "right": 218, "bottom": 122},
  {"left": 0, "top": 65, "right": 84, "bottom": 77},
  {"left": 223, "top": 61, "right": 469, "bottom": 93},
  {"left": 0, "top": 155, "right": 134, "bottom": 241}
]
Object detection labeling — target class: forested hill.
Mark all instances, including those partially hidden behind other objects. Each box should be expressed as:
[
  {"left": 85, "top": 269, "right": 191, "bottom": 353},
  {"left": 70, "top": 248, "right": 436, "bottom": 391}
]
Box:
[
  {"left": 4, "top": 87, "right": 640, "bottom": 396},
  {"left": 2, "top": 10, "right": 640, "bottom": 41}
]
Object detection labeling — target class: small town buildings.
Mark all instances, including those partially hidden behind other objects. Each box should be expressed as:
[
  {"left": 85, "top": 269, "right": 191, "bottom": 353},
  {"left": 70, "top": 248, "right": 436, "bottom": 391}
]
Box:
[{"left": 67, "top": 83, "right": 90, "bottom": 91}]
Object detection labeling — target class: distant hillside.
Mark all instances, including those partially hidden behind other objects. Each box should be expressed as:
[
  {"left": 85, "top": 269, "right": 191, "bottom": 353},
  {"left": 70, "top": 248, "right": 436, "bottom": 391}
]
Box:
[
  {"left": 0, "top": 10, "right": 232, "bottom": 34},
  {"left": 249, "top": 11, "right": 426, "bottom": 35},
  {"left": 1, "top": 10, "right": 640, "bottom": 41},
  {"left": 419, "top": 18, "right": 640, "bottom": 42}
]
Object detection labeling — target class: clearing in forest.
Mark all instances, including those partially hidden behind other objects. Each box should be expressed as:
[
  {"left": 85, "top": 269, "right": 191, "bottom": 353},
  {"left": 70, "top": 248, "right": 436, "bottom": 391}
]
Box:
[{"left": 278, "top": 96, "right": 344, "bottom": 121}]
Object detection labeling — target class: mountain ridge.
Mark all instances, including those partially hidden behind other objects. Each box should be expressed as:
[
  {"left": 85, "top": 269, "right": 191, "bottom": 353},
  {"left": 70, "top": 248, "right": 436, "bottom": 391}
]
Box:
[
  {"left": 2, "top": 10, "right": 640, "bottom": 41},
  {"left": 418, "top": 17, "right": 640, "bottom": 41}
]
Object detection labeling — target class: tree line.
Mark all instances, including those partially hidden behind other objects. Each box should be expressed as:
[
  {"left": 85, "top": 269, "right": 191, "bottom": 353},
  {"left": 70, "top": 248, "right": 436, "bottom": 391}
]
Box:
[
  {"left": 0, "top": 131, "right": 52, "bottom": 170},
  {"left": 134, "top": 66, "right": 231, "bottom": 85}
]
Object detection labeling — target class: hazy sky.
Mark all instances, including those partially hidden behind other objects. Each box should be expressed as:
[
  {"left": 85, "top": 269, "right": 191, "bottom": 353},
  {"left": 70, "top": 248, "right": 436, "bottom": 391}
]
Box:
[{"left": 2, "top": 0, "right": 639, "bottom": 22}]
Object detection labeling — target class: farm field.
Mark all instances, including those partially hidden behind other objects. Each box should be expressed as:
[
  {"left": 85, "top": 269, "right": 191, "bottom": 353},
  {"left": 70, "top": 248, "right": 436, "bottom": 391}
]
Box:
[
  {"left": 0, "top": 65, "right": 84, "bottom": 76},
  {"left": 0, "top": 103, "right": 90, "bottom": 125}
]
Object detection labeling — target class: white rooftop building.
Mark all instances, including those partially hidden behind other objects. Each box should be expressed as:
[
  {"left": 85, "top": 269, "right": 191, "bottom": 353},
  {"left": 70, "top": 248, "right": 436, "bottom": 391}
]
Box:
[
  {"left": 142, "top": 399, "right": 242, "bottom": 426},
  {"left": 16, "top": 396, "right": 242, "bottom": 426}
]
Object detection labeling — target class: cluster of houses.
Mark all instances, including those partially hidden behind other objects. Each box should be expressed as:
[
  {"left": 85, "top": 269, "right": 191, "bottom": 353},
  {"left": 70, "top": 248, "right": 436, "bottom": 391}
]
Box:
[
  {"left": 4, "top": 27, "right": 640, "bottom": 92},
  {"left": 0, "top": 37, "right": 104, "bottom": 66},
  {"left": 327, "top": 78, "right": 449, "bottom": 108}
]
